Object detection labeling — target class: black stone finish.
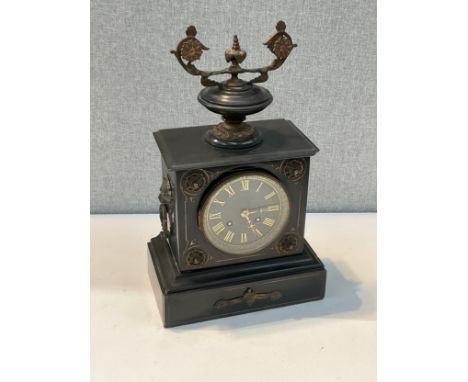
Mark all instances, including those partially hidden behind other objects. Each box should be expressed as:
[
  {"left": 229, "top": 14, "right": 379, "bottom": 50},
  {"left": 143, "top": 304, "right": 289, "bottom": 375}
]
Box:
[
  {"left": 148, "top": 233, "right": 326, "bottom": 328},
  {"left": 154, "top": 119, "right": 319, "bottom": 171},
  {"left": 149, "top": 118, "right": 326, "bottom": 327},
  {"left": 154, "top": 119, "right": 319, "bottom": 271}
]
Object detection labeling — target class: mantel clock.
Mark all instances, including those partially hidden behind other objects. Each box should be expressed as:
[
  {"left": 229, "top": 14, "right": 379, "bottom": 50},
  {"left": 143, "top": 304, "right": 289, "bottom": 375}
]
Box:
[{"left": 148, "top": 21, "right": 326, "bottom": 327}]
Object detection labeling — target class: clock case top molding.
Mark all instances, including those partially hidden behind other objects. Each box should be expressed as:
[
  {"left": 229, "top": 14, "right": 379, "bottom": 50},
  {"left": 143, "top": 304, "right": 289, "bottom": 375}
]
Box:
[{"left": 154, "top": 118, "right": 319, "bottom": 271}]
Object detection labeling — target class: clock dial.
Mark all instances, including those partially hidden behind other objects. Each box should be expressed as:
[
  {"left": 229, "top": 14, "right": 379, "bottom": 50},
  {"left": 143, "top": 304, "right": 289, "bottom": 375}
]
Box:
[{"left": 200, "top": 172, "right": 290, "bottom": 255}]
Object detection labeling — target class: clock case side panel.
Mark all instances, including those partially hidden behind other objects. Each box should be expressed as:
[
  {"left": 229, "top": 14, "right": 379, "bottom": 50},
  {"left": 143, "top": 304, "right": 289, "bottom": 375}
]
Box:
[
  {"left": 171, "top": 158, "right": 311, "bottom": 272},
  {"left": 158, "top": 159, "right": 182, "bottom": 263},
  {"left": 296, "top": 157, "right": 310, "bottom": 241}
]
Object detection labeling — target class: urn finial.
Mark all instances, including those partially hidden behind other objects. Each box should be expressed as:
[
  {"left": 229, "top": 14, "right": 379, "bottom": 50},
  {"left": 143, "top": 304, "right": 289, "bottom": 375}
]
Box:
[
  {"left": 171, "top": 21, "right": 297, "bottom": 149},
  {"left": 225, "top": 35, "right": 247, "bottom": 66}
]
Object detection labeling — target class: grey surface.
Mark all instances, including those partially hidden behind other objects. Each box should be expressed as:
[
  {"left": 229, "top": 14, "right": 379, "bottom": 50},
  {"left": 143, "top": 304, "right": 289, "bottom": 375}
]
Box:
[{"left": 91, "top": 0, "right": 376, "bottom": 213}]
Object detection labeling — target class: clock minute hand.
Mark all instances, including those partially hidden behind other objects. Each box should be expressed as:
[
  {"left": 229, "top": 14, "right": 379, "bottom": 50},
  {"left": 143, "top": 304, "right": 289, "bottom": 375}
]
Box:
[
  {"left": 243, "top": 208, "right": 259, "bottom": 216},
  {"left": 244, "top": 205, "right": 278, "bottom": 214}
]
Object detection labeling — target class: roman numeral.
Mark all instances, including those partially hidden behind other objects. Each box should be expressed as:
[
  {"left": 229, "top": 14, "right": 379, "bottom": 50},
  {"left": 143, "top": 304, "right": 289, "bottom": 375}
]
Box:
[
  {"left": 256, "top": 182, "right": 263, "bottom": 192},
  {"left": 241, "top": 179, "right": 249, "bottom": 191},
  {"left": 254, "top": 228, "right": 263, "bottom": 237},
  {"left": 213, "top": 199, "right": 225, "bottom": 206},
  {"left": 209, "top": 212, "right": 222, "bottom": 220},
  {"left": 264, "top": 191, "right": 276, "bottom": 200},
  {"left": 212, "top": 222, "right": 225, "bottom": 235},
  {"left": 263, "top": 218, "right": 275, "bottom": 227},
  {"left": 224, "top": 185, "right": 236, "bottom": 198},
  {"left": 224, "top": 230, "right": 235, "bottom": 242},
  {"left": 265, "top": 204, "right": 280, "bottom": 212},
  {"left": 240, "top": 233, "right": 248, "bottom": 244}
]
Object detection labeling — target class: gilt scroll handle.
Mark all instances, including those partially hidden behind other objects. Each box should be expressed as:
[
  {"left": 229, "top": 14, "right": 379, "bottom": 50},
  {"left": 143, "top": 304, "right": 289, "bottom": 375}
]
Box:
[{"left": 170, "top": 21, "right": 297, "bottom": 87}]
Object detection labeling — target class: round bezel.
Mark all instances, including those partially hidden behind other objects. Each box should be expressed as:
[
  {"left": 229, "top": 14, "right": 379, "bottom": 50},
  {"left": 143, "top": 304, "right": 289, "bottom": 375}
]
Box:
[{"left": 200, "top": 171, "right": 290, "bottom": 255}]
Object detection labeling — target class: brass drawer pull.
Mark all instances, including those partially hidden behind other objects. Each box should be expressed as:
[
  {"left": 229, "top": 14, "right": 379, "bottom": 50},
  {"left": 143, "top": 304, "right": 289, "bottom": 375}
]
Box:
[{"left": 214, "top": 288, "right": 282, "bottom": 310}]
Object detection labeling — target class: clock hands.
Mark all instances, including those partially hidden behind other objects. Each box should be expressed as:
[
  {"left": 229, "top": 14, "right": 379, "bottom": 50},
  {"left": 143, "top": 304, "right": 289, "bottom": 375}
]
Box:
[
  {"left": 241, "top": 208, "right": 258, "bottom": 217},
  {"left": 240, "top": 209, "right": 257, "bottom": 231},
  {"left": 240, "top": 204, "right": 278, "bottom": 235},
  {"left": 241, "top": 205, "right": 278, "bottom": 216}
]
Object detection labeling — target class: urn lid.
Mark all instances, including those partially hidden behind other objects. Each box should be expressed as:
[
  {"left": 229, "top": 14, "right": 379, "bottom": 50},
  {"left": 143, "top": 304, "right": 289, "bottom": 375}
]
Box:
[{"left": 197, "top": 79, "right": 273, "bottom": 117}]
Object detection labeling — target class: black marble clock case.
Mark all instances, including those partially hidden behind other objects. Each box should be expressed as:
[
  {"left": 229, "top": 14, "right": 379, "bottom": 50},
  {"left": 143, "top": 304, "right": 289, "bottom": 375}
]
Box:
[{"left": 148, "top": 119, "right": 326, "bottom": 327}]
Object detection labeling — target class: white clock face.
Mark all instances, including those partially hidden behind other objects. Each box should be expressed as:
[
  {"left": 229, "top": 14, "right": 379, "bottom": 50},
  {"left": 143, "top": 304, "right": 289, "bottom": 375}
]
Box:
[{"left": 200, "top": 172, "right": 290, "bottom": 255}]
